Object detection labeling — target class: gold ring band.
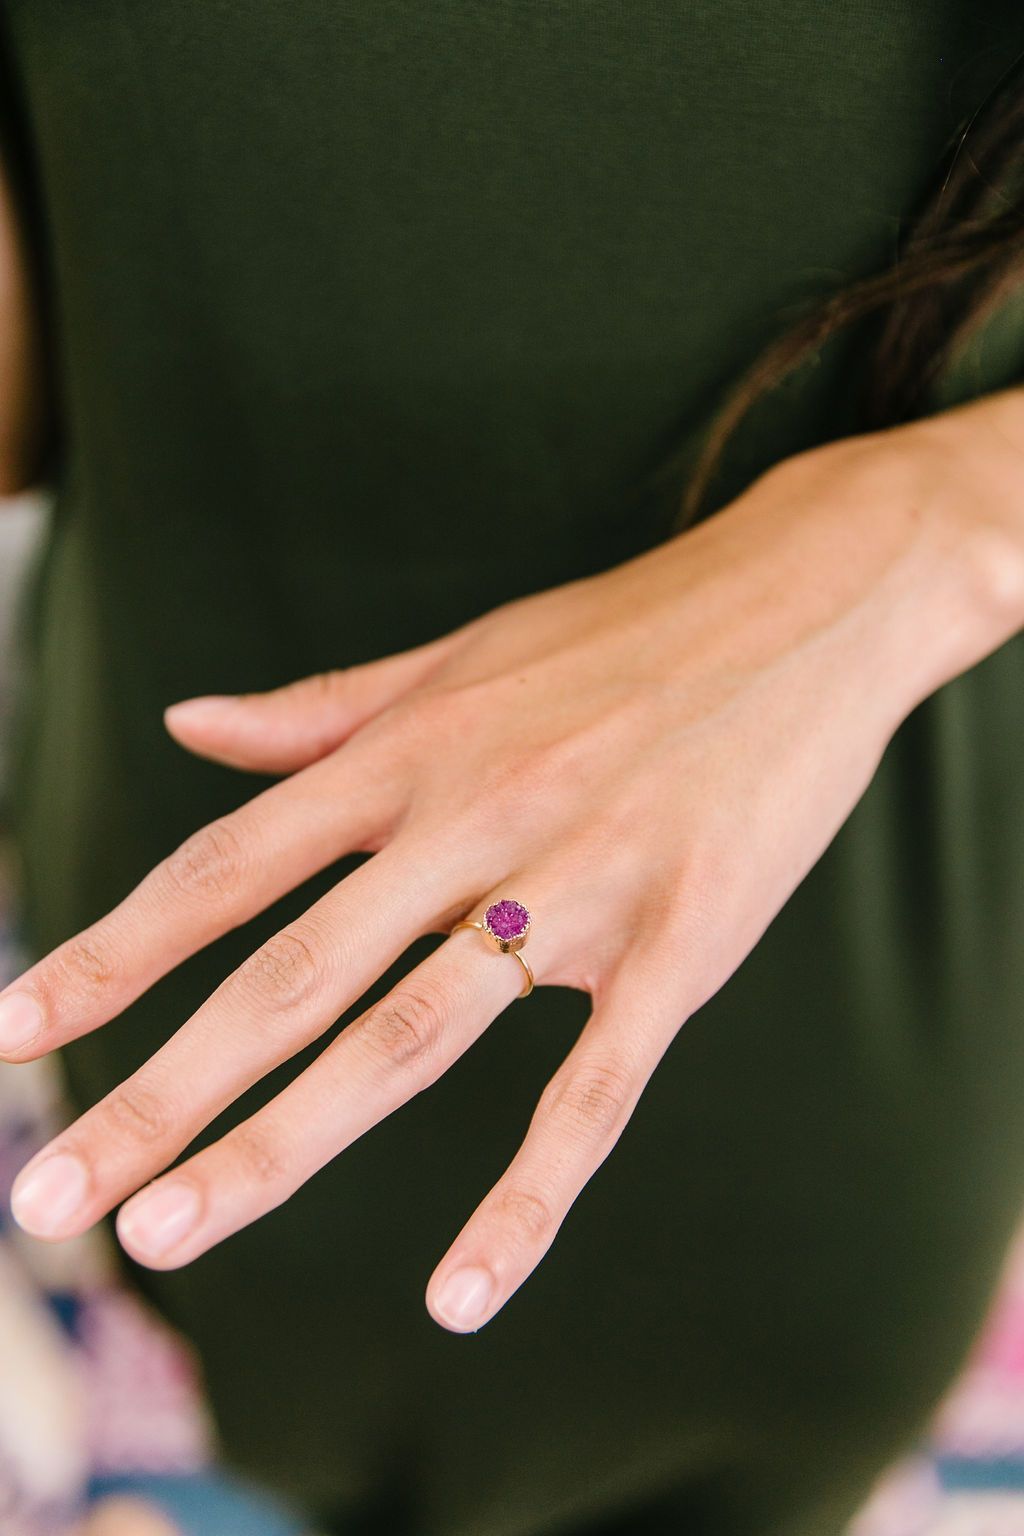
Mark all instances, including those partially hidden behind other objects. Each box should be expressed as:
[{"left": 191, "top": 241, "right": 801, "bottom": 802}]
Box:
[
  {"left": 450, "top": 922, "right": 535, "bottom": 997},
  {"left": 450, "top": 898, "right": 535, "bottom": 998}
]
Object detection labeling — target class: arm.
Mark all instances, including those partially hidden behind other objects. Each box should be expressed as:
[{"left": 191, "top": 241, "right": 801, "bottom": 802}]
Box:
[
  {"left": 905, "top": 384, "right": 1024, "bottom": 673},
  {"left": 0, "top": 150, "right": 44, "bottom": 496}
]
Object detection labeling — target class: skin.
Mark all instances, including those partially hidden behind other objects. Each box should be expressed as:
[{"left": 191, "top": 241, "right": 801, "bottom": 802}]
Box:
[
  {"left": 3, "top": 163, "right": 1024, "bottom": 1335},
  {"left": 0, "top": 154, "right": 44, "bottom": 496}
]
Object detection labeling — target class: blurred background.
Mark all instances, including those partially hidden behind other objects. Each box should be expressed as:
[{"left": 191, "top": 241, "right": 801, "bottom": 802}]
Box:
[
  {"left": 0, "top": 498, "right": 311, "bottom": 1536},
  {"left": 0, "top": 498, "right": 1023, "bottom": 1533},
  {"left": 0, "top": 493, "right": 40, "bottom": 790}
]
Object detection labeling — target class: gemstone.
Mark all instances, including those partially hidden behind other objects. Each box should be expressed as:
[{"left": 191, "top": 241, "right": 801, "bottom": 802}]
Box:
[{"left": 483, "top": 899, "right": 531, "bottom": 947}]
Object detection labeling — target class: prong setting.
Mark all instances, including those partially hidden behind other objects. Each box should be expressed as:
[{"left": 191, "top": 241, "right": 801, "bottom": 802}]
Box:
[{"left": 482, "top": 899, "right": 531, "bottom": 953}]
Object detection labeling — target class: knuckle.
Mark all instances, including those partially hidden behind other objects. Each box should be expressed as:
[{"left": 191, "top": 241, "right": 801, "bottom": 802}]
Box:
[
  {"left": 351, "top": 690, "right": 441, "bottom": 775},
  {"left": 303, "top": 668, "right": 345, "bottom": 701},
  {"left": 475, "top": 745, "right": 543, "bottom": 805},
  {"left": 236, "top": 929, "right": 324, "bottom": 1013},
  {"left": 231, "top": 1118, "right": 295, "bottom": 1187},
  {"left": 387, "top": 688, "right": 463, "bottom": 751},
  {"left": 475, "top": 736, "right": 585, "bottom": 818},
  {"left": 495, "top": 1183, "right": 552, "bottom": 1243},
  {"left": 354, "top": 986, "right": 446, "bottom": 1071},
  {"left": 162, "top": 819, "right": 247, "bottom": 904},
  {"left": 54, "top": 927, "right": 123, "bottom": 1000},
  {"left": 651, "top": 847, "right": 731, "bottom": 950},
  {"left": 101, "top": 1078, "right": 173, "bottom": 1148},
  {"left": 405, "top": 684, "right": 465, "bottom": 727},
  {"left": 544, "top": 1057, "right": 635, "bottom": 1141}
]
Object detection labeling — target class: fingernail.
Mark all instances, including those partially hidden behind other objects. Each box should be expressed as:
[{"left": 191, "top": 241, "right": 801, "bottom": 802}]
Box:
[
  {"left": 118, "top": 1183, "right": 200, "bottom": 1260},
  {"left": 0, "top": 992, "right": 44, "bottom": 1055},
  {"left": 165, "top": 696, "right": 234, "bottom": 725},
  {"left": 434, "top": 1266, "right": 496, "bottom": 1331},
  {"left": 11, "top": 1152, "right": 89, "bottom": 1237}
]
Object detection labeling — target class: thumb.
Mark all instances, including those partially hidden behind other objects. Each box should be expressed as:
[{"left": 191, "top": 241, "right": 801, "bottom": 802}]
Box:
[{"left": 164, "top": 633, "right": 456, "bottom": 774}]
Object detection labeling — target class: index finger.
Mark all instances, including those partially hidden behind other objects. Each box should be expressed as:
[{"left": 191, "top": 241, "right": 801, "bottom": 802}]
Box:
[{"left": 0, "top": 728, "right": 400, "bottom": 1060}]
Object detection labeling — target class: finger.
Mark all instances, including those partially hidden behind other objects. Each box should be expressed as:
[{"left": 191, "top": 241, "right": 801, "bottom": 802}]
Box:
[
  {"left": 164, "top": 633, "right": 458, "bottom": 774},
  {"left": 425, "top": 956, "right": 687, "bottom": 1332},
  {"left": 9, "top": 844, "right": 512, "bottom": 1242},
  {"left": 0, "top": 728, "right": 402, "bottom": 1062},
  {"left": 105, "top": 887, "right": 561, "bottom": 1268}
]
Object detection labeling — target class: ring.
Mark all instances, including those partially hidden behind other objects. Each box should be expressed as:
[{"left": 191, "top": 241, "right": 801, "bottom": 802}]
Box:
[{"left": 450, "top": 898, "right": 534, "bottom": 998}]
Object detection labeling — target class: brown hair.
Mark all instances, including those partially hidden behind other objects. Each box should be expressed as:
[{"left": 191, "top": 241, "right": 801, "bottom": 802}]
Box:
[{"left": 671, "top": 47, "right": 1024, "bottom": 531}]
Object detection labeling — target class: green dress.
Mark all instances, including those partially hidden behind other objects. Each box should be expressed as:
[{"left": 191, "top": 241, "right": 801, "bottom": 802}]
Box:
[{"left": 3, "top": 3, "right": 1024, "bottom": 1532}]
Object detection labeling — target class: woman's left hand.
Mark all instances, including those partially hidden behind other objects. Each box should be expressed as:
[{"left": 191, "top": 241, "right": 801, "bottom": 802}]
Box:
[{"left": 2, "top": 409, "right": 1019, "bottom": 1332}]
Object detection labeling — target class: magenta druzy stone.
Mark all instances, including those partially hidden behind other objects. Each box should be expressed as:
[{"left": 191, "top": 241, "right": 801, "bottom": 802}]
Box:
[{"left": 484, "top": 899, "right": 530, "bottom": 942}]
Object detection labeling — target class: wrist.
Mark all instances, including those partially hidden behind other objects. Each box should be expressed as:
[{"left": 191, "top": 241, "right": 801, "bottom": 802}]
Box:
[
  {"left": 771, "top": 397, "right": 1024, "bottom": 724},
  {"left": 902, "top": 386, "right": 1024, "bottom": 626},
  {"left": 628, "top": 394, "right": 1024, "bottom": 745}
]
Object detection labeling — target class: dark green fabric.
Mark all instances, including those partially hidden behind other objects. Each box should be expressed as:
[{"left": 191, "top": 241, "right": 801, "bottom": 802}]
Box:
[{"left": 3, "top": 4, "right": 1024, "bottom": 1532}]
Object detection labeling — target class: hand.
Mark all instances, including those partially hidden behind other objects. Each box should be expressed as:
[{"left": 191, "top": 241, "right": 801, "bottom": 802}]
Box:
[{"left": 0, "top": 421, "right": 1014, "bottom": 1332}]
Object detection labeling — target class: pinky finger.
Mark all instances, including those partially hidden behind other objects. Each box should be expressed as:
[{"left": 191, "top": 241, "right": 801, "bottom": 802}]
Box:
[
  {"left": 164, "top": 631, "right": 459, "bottom": 774},
  {"left": 425, "top": 960, "right": 687, "bottom": 1334}
]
